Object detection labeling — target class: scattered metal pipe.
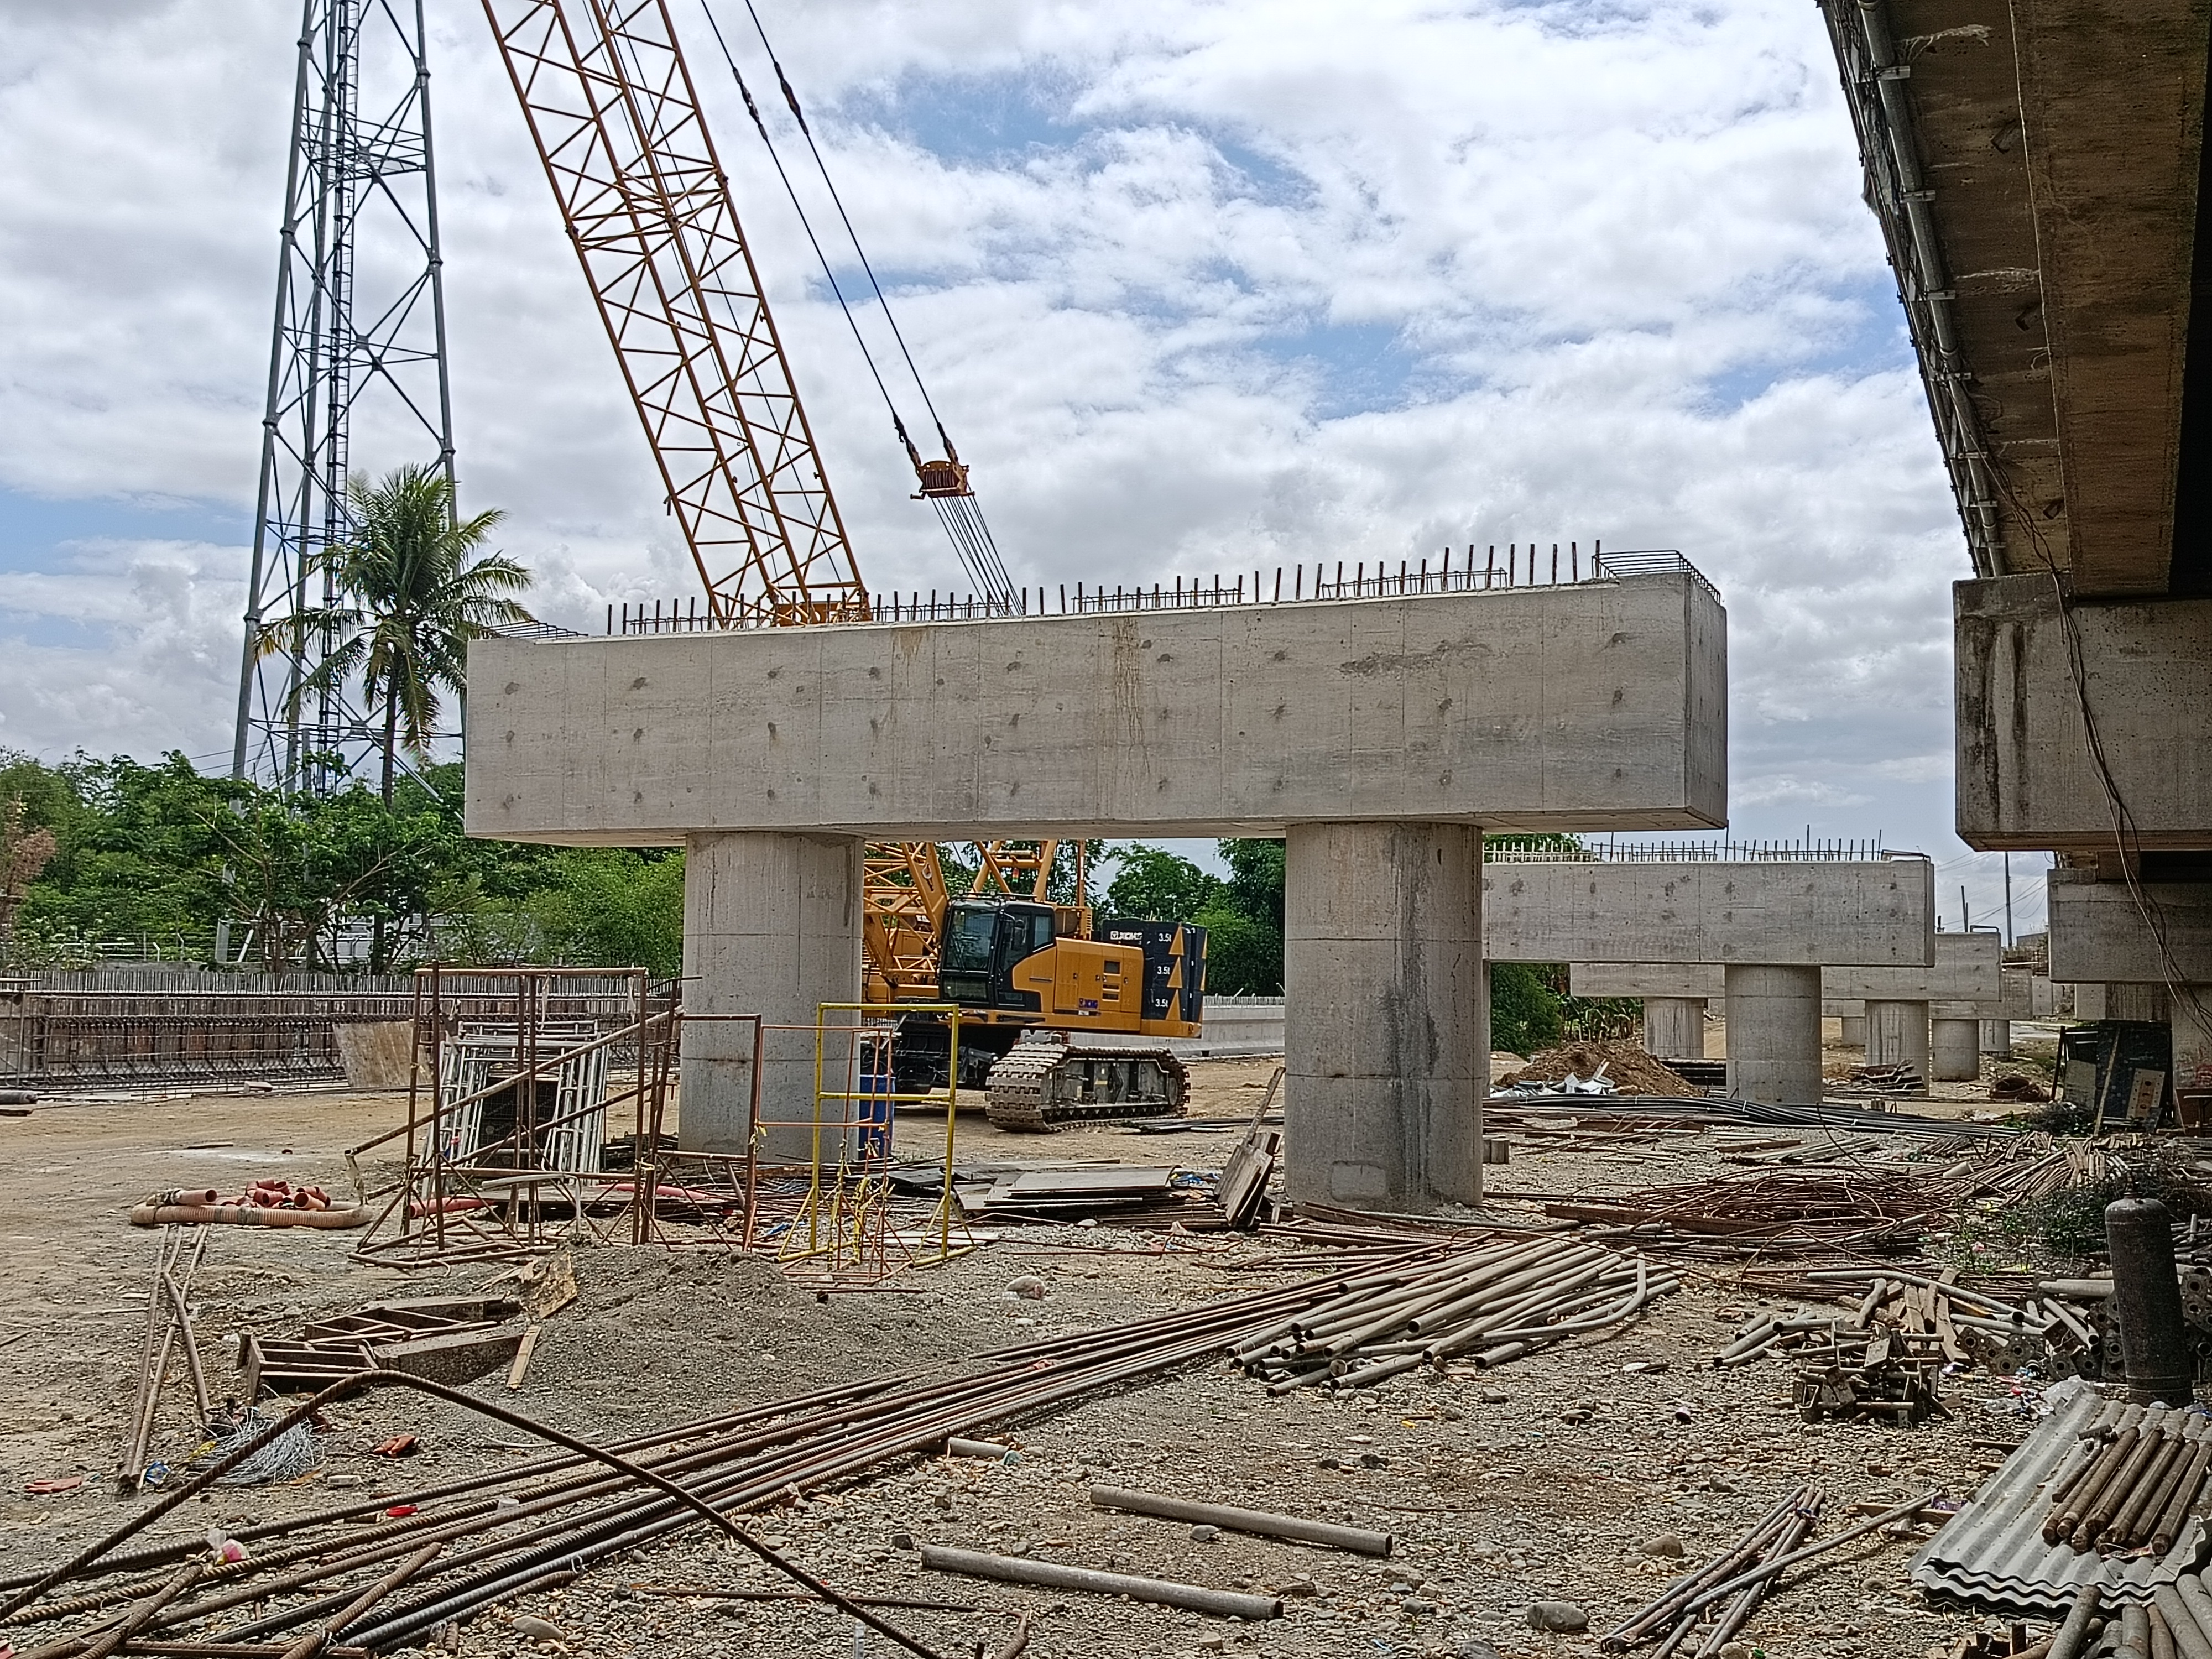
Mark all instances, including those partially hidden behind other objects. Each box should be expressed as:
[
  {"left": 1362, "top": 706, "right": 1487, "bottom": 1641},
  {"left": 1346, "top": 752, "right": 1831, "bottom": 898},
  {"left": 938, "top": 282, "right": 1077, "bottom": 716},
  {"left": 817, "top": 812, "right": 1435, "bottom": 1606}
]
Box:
[
  {"left": 1088, "top": 1487, "right": 1392, "bottom": 1557},
  {"left": 916, "top": 1546, "right": 1280, "bottom": 1621}
]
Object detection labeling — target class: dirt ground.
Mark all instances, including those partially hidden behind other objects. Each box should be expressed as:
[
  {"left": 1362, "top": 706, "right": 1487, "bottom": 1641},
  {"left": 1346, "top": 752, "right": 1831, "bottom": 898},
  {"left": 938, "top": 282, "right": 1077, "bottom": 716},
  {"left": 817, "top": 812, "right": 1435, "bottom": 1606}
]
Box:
[{"left": 0, "top": 1059, "right": 2052, "bottom": 1659}]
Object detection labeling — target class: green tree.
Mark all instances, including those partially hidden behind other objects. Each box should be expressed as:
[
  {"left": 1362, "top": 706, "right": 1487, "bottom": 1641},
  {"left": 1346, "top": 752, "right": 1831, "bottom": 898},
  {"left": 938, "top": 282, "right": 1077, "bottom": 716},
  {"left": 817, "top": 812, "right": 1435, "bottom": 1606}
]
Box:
[
  {"left": 1490, "top": 962, "right": 1564, "bottom": 1056},
  {"left": 1192, "top": 838, "right": 1285, "bottom": 994},
  {"left": 208, "top": 783, "right": 457, "bottom": 973},
  {"left": 1103, "top": 844, "right": 1219, "bottom": 922},
  {"left": 524, "top": 849, "right": 687, "bottom": 978},
  {"left": 274, "top": 465, "right": 534, "bottom": 805}
]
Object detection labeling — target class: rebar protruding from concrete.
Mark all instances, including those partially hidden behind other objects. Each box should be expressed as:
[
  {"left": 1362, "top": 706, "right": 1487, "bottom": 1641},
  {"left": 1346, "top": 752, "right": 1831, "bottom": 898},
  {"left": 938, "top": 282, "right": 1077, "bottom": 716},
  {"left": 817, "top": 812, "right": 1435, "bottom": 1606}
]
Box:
[{"left": 2108, "top": 1197, "right": 2194, "bottom": 1406}]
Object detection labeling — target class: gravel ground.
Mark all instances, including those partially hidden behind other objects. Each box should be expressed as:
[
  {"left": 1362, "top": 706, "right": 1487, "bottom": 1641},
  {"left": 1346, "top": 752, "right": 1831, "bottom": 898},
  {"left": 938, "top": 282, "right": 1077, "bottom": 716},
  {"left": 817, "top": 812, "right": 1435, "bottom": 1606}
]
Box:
[{"left": 0, "top": 1059, "right": 2073, "bottom": 1658}]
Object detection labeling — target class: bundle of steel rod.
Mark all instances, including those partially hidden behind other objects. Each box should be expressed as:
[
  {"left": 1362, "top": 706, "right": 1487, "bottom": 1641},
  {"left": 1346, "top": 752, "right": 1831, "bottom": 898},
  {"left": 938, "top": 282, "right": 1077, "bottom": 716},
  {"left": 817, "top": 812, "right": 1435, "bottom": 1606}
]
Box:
[
  {"left": 117, "top": 1226, "right": 211, "bottom": 1495},
  {"left": 2041, "top": 1401, "right": 2212, "bottom": 1556},
  {"left": 1601, "top": 1485, "right": 1824, "bottom": 1656},
  {"left": 0, "top": 1253, "right": 1430, "bottom": 1656},
  {"left": 1228, "top": 1234, "right": 1678, "bottom": 1391},
  {"left": 1545, "top": 1168, "right": 1950, "bottom": 1258}
]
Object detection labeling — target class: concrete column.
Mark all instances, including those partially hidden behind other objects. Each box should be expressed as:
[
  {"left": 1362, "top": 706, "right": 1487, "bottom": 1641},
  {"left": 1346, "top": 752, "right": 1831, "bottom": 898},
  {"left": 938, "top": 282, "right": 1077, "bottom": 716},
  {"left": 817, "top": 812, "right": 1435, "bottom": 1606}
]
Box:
[
  {"left": 1284, "top": 822, "right": 1483, "bottom": 1212},
  {"left": 1840, "top": 1015, "right": 1867, "bottom": 1050},
  {"left": 1931, "top": 1018, "right": 1981, "bottom": 1082},
  {"left": 1865, "top": 999, "right": 1931, "bottom": 1088},
  {"left": 1981, "top": 1019, "right": 2013, "bottom": 1056},
  {"left": 680, "top": 831, "right": 863, "bottom": 1156},
  {"left": 1723, "top": 965, "right": 1822, "bottom": 1105},
  {"left": 1642, "top": 997, "right": 1706, "bottom": 1060},
  {"left": 2107, "top": 983, "right": 2171, "bottom": 1024}
]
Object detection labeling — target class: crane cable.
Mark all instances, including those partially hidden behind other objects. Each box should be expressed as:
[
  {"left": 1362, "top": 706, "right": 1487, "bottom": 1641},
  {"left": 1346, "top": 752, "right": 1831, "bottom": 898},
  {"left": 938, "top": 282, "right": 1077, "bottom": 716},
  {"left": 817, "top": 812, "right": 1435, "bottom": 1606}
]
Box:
[{"left": 695, "top": 0, "right": 1018, "bottom": 611}]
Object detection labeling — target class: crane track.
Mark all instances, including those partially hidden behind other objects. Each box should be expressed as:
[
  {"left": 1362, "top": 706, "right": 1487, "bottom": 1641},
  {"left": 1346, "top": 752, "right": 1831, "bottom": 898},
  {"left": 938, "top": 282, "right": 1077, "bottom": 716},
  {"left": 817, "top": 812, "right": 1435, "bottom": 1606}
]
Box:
[{"left": 983, "top": 1034, "right": 1190, "bottom": 1132}]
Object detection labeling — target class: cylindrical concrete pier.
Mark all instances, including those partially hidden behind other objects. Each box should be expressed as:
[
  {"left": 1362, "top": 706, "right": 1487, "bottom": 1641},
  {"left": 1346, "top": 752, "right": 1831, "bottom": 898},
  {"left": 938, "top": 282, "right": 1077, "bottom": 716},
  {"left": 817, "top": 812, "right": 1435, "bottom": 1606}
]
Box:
[
  {"left": 1864, "top": 999, "right": 1931, "bottom": 1089},
  {"left": 680, "top": 830, "right": 863, "bottom": 1156},
  {"left": 1930, "top": 1017, "right": 1980, "bottom": 1082},
  {"left": 1283, "top": 822, "right": 1483, "bottom": 1212},
  {"left": 1641, "top": 997, "right": 1705, "bottom": 1060},
  {"left": 1839, "top": 1014, "right": 1866, "bottom": 1050},
  {"left": 1723, "top": 965, "right": 1822, "bottom": 1105},
  {"left": 1979, "top": 1019, "right": 2012, "bottom": 1056}
]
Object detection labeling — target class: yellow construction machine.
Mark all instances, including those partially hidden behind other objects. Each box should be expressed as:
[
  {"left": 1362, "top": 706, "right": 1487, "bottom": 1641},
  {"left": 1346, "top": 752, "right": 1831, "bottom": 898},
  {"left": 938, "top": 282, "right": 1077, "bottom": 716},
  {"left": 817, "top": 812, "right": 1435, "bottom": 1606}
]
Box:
[{"left": 865, "top": 840, "right": 1206, "bottom": 1129}]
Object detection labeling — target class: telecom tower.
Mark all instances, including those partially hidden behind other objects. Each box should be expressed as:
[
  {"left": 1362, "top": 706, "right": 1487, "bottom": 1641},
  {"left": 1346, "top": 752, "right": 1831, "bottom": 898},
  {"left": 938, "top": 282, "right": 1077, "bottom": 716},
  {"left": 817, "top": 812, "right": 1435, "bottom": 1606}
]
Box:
[{"left": 231, "top": 0, "right": 456, "bottom": 793}]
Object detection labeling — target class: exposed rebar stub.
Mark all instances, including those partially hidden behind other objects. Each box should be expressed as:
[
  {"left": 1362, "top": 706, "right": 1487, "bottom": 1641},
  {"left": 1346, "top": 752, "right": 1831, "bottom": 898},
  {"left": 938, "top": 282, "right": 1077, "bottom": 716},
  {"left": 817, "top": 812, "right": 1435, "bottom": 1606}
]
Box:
[{"left": 2107, "top": 1197, "right": 2195, "bottom": 1406}]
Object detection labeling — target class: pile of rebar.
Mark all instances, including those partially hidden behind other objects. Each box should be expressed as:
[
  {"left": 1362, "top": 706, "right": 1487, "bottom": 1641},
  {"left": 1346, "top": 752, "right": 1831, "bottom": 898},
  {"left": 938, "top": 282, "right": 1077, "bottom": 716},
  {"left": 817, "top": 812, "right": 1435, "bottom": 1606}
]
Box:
[
  {"left": 1228, "top": 1234, "right": 1677, "bottom": 1391},
  {"left": 2043, "top": 1401, "right": 2212, "bottom": 1557},
  {"left": 1602, "top": 1485, "right": 1825, "bottom": 1656},
  {"left": 1545, "top": 1168, "right": 1947, "bottom": 1258},
  {"left": 0, "top": 1254, "right": 1430, "bottom": 1658}
]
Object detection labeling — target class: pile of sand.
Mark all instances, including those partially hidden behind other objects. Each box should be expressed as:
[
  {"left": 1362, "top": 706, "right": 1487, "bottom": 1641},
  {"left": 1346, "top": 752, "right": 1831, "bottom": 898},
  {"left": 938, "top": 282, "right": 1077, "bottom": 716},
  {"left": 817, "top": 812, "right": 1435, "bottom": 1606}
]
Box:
[{"left": 1499, "top": 1040, "right": 1695, "bottom": 1097}]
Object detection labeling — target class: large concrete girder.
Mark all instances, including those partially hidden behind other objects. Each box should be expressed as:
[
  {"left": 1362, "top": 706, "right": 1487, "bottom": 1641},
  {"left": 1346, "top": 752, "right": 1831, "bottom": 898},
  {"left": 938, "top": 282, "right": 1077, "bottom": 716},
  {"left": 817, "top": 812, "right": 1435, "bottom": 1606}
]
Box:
[
  {"left": 1955, "top": 577, "right": 2212, "bottom": 852},
  {"left": 465, "top": 575, "right": 1725, "bottom": 844},
  {"left": 2048, "top": 880, "right": 2212, "bottom": 984},
  {"left": 1824, "top": 931, "right": 2001, "bottom": 1001},
  {"left": 1486, "top": 860, "right": 1934, "bottom": 967}
]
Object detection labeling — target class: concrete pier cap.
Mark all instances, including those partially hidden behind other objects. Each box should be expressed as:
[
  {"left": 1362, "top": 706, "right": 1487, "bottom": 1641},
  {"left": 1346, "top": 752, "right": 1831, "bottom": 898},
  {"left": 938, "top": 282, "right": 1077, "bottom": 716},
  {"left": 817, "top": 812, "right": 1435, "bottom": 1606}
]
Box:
[
  {"left": 1506, "top": 856, "right": 1937, "bottom": 1104},
  {"left": 466, "top": 571, "right": 1728, "bottom": 1206}
]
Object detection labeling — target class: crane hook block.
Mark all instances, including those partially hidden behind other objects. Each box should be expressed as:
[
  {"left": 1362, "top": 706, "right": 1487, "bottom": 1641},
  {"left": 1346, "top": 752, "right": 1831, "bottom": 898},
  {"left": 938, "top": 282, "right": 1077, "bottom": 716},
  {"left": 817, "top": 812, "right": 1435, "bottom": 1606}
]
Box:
[{"left": 913, "top": 456, "right": 972, "bottom": 499}]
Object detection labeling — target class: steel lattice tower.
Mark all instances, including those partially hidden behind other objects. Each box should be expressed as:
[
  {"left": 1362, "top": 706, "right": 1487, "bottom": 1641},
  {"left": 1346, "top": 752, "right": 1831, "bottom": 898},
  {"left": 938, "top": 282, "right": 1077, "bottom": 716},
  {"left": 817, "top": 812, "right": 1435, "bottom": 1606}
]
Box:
[{"left": 231, "top": 0, "right": 457, "bottom": 792}]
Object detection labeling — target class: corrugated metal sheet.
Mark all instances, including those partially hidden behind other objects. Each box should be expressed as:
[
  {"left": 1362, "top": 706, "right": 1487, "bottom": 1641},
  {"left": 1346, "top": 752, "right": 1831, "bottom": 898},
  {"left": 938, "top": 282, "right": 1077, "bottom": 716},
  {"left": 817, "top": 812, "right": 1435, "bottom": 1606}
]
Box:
[{"left": 1912, "top": 1379, "right": 2210, "bottom": 1616}]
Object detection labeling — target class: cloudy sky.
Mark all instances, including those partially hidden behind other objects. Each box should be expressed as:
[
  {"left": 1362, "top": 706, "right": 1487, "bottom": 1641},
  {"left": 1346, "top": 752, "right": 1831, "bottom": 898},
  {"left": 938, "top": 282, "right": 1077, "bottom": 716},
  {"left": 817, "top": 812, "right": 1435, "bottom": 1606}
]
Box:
[{"left": 0, "top": 0, "right": 2048, "bottom": 932}]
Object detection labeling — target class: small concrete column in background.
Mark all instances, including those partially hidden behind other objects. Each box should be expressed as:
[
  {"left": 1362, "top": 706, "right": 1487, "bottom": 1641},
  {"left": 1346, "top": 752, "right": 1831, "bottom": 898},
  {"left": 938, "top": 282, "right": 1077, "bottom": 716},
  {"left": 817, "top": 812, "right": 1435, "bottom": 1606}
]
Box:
[
  {"left": 1865, "top": 999, "right": 1931, "bottom": 1089},
  {"left": 680, "top": 830, "right": 863, "bottom": 1156},
  {"left": 1641, "top": 997, "right": 1706, "bottom": 1060},
  {"left": 1980, "top": 1019, "right": 2012, "bottom": 1056},
  {"left": 1839, "top": 1015, "right": 1866, "bottom": 1050},
  {"left": 1723, "top": 965, "right": 1822, "bottom": 1105},
  {"left": 1930, "top": 1017, "right": 1980, "bottom": 1082},
  {"left": 1284, "top": 822, "right": 1484, "bottom": 1212}
]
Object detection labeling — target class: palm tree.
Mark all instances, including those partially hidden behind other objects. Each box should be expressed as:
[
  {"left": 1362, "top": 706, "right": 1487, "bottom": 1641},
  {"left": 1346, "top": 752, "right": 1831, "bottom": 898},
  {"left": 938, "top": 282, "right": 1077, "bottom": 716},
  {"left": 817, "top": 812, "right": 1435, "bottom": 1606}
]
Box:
[{"left": 270, "top": 465, "right": 536, "bottom": 802}]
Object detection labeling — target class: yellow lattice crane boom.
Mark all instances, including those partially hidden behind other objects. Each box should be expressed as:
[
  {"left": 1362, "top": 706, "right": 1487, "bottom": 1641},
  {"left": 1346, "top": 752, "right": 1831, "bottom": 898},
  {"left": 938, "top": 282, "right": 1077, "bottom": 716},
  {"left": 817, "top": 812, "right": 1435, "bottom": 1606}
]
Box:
[{"left": 483, "top": 0, "right": 866, "bottom": 625}]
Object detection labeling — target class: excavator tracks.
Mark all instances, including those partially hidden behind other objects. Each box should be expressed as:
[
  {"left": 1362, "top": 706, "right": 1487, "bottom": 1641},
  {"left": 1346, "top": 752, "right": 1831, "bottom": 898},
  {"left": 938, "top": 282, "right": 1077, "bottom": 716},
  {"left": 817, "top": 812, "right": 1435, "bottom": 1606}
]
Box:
[{"left": 983, "top": 1034, "right": 1190, "bottom": 1132}]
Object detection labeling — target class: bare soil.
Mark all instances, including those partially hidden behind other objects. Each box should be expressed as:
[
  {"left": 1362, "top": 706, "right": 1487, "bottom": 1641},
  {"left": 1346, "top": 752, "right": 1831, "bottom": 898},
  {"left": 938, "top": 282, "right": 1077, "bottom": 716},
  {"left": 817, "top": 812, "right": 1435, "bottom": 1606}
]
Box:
[{"left": 0, "top": 1063, "right": 2046, "bottom": 1658}]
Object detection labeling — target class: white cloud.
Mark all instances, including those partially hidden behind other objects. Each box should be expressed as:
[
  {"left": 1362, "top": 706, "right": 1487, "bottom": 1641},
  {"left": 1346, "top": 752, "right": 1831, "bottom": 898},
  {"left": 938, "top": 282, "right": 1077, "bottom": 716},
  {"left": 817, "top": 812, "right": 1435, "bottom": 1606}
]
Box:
[{"left": 0, "top": 0, "right": 1981, "bottom": 862}]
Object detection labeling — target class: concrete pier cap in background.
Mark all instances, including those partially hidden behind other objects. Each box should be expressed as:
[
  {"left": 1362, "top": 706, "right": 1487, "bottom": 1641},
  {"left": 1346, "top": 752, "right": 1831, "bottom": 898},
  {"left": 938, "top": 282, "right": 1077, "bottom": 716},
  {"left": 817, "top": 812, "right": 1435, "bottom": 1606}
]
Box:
[
  {"left": 2049, "top": 877, "right": 2212, "bottom": 1104},
  {"left": 1502, "top": 857, "right": 1936, "bottom": 1104},
  {"left": 466, "top": 573, "right": 1728, "bottom": 1204}
]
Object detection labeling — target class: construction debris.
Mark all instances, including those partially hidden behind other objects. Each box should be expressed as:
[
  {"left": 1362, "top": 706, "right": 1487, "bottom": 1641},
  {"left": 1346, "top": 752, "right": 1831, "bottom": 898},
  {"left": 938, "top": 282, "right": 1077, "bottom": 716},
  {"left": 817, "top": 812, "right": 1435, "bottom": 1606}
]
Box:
[
  {"left": 239, "top": 1296, "right": 525, "bottom": 1395},
  {"left": 1498, "top": 1041, "right": 1695, "bottom": 1097}
]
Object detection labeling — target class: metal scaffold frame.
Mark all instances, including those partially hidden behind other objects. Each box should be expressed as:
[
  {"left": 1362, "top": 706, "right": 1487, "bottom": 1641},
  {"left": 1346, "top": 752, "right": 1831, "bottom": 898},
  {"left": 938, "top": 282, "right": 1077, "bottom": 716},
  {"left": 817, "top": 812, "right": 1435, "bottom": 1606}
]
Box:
[{"left": 232, "top": 0, "right": 458, "bottom": 794}]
